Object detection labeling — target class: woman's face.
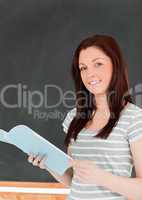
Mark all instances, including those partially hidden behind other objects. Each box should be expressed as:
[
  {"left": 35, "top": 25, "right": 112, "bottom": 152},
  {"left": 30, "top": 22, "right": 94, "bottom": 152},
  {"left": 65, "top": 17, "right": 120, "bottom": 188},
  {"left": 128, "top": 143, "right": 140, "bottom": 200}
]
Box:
[{"left": 78, "top": 46, "right": 113, "bottom": 96}]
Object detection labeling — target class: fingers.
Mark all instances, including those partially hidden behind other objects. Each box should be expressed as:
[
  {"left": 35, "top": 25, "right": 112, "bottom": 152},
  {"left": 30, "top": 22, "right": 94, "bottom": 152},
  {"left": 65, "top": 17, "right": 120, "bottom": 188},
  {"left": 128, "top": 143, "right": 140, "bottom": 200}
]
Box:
[
  {"left": 28, "top": 153, "right": 35, "bottom": 163},
  {"left": 27, "top": 153, "right": 47, "bottom": 169},
  {"left": 40, "top": 156, "right": 48, "bottom": 169}
]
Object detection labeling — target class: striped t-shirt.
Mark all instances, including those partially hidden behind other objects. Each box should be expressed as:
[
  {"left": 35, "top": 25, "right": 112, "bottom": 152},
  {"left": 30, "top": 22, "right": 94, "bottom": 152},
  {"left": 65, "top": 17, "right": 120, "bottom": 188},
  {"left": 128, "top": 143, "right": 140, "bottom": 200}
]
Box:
[{"left": 62, "top": 102, "right": 142, "bottom": 200}]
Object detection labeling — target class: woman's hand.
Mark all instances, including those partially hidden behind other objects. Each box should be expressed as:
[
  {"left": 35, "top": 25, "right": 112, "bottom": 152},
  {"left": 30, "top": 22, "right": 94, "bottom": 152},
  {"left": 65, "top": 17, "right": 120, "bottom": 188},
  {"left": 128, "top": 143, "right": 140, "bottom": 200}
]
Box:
[
  {"left": 27, "top": 153, "right": 47, "bottom": 169},
  {"left": 69, "top": 159, "right": 101, "bottom": 184}
]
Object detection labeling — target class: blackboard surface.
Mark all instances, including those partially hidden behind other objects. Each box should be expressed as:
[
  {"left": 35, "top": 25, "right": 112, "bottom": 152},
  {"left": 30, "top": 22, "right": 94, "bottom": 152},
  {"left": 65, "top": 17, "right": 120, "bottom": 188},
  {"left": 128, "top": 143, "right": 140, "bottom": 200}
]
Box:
[{"left": 0, "top": 0, "right": 141, "bottom": 182}]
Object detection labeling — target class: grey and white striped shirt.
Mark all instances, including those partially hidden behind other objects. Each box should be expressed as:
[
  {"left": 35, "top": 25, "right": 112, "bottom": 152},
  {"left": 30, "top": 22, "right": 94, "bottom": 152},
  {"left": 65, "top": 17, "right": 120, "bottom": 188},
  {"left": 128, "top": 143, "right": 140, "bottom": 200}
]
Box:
[{"left": 62, "top": 102, "right": 142, "bottom": 200}]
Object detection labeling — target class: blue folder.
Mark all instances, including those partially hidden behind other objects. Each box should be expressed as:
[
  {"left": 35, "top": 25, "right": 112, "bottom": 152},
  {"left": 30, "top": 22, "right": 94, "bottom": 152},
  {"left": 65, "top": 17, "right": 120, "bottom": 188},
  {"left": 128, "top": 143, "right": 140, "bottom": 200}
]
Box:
[{"left": 0, "top": 125, "right": 72, "bottom": 175}]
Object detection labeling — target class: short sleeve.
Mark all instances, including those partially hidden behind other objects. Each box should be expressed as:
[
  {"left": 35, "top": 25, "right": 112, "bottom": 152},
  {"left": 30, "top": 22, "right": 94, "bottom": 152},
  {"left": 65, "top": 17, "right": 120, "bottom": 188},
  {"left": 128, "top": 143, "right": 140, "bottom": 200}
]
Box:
[
  {"left": 62, "top": 107, "right": 76, "bottom": 134},
  {"left": 128, "top": 111, "right": 142, "bottom": 143}
]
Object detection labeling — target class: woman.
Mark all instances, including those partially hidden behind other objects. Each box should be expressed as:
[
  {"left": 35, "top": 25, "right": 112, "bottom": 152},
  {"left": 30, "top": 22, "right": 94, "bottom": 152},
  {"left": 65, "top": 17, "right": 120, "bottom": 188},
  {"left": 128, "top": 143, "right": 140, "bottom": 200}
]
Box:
[{"left": 28, "top": 34, "right": 142, "bottom": 200}]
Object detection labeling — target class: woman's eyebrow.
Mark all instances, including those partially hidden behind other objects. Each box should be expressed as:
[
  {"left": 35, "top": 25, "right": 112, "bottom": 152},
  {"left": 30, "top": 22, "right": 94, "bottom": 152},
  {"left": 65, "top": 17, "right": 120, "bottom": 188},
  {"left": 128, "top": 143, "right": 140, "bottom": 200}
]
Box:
[
  {"left": 92, "top": 57, "right": 106, "bottom": 62},
  {"left": 79, "top": 57, "right": 106, "bottom": 66}
]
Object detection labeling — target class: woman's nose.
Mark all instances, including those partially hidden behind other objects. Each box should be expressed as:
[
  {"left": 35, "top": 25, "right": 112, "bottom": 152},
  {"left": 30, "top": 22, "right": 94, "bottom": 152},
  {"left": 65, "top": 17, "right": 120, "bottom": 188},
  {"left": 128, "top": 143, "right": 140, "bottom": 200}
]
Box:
[{"left": 86, "top": 69, "right": 96, "bottom": 79}]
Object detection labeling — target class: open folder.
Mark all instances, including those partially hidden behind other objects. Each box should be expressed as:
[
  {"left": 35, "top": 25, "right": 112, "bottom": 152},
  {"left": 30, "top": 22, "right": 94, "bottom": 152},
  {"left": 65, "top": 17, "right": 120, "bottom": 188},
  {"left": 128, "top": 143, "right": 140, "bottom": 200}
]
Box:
[{"left": 0, "top": 125, "right": 73, "bottom": 176}]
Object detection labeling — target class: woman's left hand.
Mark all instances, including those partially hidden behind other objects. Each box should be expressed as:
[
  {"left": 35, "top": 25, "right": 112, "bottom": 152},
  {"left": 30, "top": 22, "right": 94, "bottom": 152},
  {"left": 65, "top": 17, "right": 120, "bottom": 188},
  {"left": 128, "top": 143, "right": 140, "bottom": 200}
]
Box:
[{"left": 69, "top": 159, "right": 101, "bottom": 184}]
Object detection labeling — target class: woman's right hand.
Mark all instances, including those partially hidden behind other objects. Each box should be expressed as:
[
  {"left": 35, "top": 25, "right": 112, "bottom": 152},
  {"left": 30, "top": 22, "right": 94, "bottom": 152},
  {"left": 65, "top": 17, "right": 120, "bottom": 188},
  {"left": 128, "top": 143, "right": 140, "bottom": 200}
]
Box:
[{"left": 27, "top": 153, "right": 47, "bottom": 169}]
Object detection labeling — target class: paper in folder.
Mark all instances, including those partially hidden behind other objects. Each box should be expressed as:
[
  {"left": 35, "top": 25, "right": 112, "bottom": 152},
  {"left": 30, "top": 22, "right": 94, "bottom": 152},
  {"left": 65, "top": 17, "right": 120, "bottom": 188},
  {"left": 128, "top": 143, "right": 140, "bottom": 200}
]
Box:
[{"left": 0, "top": 125, "right": 72, "bottom": 175}]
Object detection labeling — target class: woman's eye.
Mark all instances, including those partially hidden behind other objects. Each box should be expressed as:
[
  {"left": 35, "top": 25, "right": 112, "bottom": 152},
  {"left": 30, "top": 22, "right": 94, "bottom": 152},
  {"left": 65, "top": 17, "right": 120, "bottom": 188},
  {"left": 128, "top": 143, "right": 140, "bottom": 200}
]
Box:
[
  {"left": 80, "top": 66, "right": 86, "bottom": 71},
  {"left": 95, "top": 62, "right": 102, "bottom": 67}
]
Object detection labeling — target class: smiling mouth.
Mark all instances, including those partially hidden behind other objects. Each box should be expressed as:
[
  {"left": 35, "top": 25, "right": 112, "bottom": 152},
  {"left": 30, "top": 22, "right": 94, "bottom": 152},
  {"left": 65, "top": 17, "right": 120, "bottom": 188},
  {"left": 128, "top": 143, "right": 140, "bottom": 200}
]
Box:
[{"left": 89, "top": 80, "right": 101, "bottom": 85}]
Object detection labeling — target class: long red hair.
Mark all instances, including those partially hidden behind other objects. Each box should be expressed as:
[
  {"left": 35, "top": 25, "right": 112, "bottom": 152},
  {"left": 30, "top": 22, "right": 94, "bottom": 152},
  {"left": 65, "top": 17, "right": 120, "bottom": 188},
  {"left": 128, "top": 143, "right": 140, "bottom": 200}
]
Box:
[{"left": 64, "top": 34, "right": 134, "bottom": 147}]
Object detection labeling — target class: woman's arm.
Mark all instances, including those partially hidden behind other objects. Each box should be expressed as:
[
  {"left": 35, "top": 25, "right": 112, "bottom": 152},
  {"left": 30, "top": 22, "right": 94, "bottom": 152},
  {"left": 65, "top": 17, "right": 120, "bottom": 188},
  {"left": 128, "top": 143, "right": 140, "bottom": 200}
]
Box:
[
  {"left": 45, "top": 145, "right": 73, "bottom": 187},
  {"left": 45, "top": 165, "right": 73, "bottom": 188},
  {"left": 93, "top": 166, "right": 142, "bottom": 200},
  {"left": 27, "top": 144, "right": 73, "bottom": 188}
]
